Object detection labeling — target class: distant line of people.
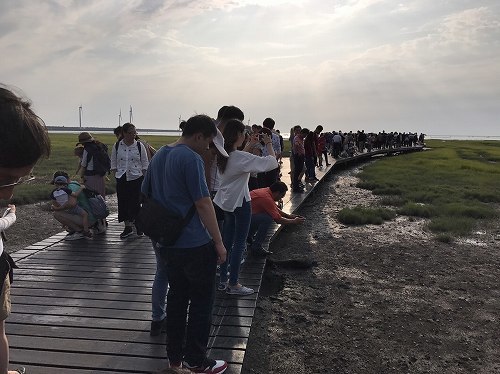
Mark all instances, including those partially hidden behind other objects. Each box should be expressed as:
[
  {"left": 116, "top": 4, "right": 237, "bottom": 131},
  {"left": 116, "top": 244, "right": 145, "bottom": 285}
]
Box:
[
  {"left": 321, "top": 130, "right": 425, "bottom": 159},
  {"left": 288, "top": 127, "right": 425, "bottom": 192}
]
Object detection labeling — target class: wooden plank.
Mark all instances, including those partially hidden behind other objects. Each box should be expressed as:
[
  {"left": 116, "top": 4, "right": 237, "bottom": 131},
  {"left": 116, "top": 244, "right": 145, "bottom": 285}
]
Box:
[
  {"left": 14, "top": 269, "right": 153, "bottom": 280},
  {"left": 9, "top": 335, "right": 166, "bottom": 358},
  {"left": 11, "top": 288, "right": 151, "bottom": 302},
  {"left": 10, "top": 304, "right": 148, "bottom": 320},
  {"left": 9, "top": 348, "right": 165, "bottom": 373},
  {"left": 12, "top": 274, "right": 152, "bottom": 288}
]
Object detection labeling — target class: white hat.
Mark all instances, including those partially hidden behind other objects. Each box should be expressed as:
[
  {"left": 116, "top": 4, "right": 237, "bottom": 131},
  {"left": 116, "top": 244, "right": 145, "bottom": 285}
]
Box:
[{"left": 213, "top": 128, "right": 229, "bottom": 157}]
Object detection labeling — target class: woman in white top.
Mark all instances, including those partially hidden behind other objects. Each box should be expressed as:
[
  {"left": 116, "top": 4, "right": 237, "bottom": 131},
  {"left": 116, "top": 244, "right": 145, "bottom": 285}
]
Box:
[
  {"left": 110, "top": 122, "right": 149, "bottom": 238},
  {"left": 214, "top": 119, "right": 278, "bottom": 295}
]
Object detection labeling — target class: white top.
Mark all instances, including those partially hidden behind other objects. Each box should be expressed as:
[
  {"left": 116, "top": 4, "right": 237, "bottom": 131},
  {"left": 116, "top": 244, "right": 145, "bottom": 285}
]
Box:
[
  {"left": 214, "top": 151, "right": 278, "bottom": 212},
  {"left": 80, "top": 149, "right": 94, "bottom": 171},
  {"left": 52, "top": 188, "right": 70, "bottom": 206},
  {"left": 0, "top": 210, "right": 16, "bottom": 256},
  {"left": 111, "top": 140, "right": 149, "bottom": 181}
]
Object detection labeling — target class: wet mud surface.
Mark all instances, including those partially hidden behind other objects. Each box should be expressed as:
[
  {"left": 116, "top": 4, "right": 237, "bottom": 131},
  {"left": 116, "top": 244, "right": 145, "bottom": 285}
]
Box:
[{"left": 242, "top": 168, "right": 500, "bottom": 374}]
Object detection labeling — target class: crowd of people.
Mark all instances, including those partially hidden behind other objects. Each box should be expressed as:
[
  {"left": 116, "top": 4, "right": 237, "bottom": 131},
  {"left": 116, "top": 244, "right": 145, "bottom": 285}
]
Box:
[
  {"left": 316, "top": 129, "right": 425, "bottom": 159},
  {"left": 0, "top": 82, "right": 424, "bottom": 373}
]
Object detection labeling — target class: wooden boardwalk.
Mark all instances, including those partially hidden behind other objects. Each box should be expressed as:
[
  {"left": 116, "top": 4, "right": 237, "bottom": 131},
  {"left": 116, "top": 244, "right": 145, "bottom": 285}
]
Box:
[{"left": 7, "top": 146, "right": 423, "bottom": 373}]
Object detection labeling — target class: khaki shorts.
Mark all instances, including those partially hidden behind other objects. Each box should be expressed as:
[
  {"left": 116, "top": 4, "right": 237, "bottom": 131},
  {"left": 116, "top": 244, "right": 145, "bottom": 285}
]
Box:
[{"left": 0, "top": 275, "right": 11, "bottom": 321}]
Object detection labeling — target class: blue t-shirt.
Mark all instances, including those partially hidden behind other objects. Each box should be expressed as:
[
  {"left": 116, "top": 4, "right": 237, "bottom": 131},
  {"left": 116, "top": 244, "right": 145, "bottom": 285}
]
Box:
[{"left": 141, "top": 144, "right": 210, "bottom": 248}]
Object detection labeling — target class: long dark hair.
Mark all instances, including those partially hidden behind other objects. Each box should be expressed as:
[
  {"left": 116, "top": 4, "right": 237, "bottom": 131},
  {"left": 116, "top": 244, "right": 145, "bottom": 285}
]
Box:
[{"left": 217, "top": 119, "right": 245, "bottom": 173}]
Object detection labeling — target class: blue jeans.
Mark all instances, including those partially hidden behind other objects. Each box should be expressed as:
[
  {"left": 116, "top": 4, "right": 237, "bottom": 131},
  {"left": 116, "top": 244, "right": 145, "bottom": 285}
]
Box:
[
  {"left": 163, "top": 242, "right": 217, "bottom": 366},
  {"left": 152, "top": 242, "right": 168, "bottom": 321},
  {"left": 219, "top": 199, "right": 251, "bottom": 286},
  {"left": 248, "top": 213, "right": 274, "bottom": 250}
]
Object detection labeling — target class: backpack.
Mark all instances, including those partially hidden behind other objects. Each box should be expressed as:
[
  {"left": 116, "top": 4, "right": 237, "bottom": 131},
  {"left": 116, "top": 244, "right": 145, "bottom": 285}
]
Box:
[
  {"left": 144, "top": 142, "right": 157, "bottom": 160},
  {"left": 82, "top": 188, "right": 109, "bottom": 219},
  {"left": 85, "top": 142, "right": 111, "bottom": 176}
]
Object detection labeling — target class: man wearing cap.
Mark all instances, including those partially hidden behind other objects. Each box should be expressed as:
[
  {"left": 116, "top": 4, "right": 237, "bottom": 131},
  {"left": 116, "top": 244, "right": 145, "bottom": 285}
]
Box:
[{"left": 76, "top": 132, "right": 109, "bottom": 197}]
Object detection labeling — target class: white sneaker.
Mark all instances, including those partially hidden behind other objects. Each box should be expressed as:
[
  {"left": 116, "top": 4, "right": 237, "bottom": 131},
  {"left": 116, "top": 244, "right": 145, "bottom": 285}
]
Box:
[
  {"left": 183, "top": 358, "right": 228, "bottom": 373},
  {"left": 65, "top": 232, "right": 84, "bottom": 241},
  {"left": 226, "top": 284, "right": 254, "bottom": 296}
]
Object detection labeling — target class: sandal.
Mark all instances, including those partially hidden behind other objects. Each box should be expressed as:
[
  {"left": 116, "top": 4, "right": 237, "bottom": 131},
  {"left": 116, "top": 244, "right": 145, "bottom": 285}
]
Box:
[{"left": 14, "top": 367, "right": 26, "bottom": 374}]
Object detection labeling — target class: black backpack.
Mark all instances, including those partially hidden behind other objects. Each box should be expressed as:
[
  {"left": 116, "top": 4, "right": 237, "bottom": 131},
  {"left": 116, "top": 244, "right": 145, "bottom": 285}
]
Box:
[
  {"left": 84, "top": 142, "right": 111, "bottom": 176},
  {"left": 82, "top": 188, "right": 109, "bottom": 219}
]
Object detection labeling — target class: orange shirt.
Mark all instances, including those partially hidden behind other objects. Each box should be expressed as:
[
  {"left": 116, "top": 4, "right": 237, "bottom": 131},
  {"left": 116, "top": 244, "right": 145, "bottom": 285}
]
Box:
[{"left": 250, "top": 187, "right": 281, "bottom": 221}]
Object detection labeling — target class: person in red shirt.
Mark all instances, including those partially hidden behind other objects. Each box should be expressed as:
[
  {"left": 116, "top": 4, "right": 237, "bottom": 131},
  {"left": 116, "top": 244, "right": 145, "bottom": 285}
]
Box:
[{"left": 248, "top": 182, "right": 305, "bottom": 256}]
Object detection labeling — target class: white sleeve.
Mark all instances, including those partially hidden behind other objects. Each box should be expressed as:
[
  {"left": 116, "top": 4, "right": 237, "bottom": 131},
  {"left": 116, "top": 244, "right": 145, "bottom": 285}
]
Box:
[
  {"left": 238, "top": 152, "right": 278, "bottom": 173},
  {"left": 81, "top": 150, "right": 88, "bottom": 167},
  {"left": 0, "top": 211, "right": 16, "bottom": 231}
]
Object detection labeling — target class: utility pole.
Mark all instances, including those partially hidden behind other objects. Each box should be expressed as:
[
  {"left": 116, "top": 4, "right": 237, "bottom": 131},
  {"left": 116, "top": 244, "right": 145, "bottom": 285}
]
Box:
[
  {"left": 129, "top": 106, "right": 133, "bottom": 123},
  {"left": 118, "top": 109, "right": 122, "bottom": 125},
  {"left": 79, "top": 105, "right": 83, "bottom": 128}
]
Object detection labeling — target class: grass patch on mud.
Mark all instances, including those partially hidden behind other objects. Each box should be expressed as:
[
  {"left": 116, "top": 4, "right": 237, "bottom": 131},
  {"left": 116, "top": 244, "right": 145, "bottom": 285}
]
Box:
[
  {"left": 1, "top": 133, "right": 178, "bottom": 206},
  {"left": 357, "top": 139, "right": 500, "bottom": 237}
]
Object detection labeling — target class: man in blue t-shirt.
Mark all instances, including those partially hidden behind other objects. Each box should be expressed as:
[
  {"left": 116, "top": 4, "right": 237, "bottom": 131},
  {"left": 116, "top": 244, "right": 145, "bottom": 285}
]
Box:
[{"left": 141, "top": 114, "right": 227, "bottom": 374}]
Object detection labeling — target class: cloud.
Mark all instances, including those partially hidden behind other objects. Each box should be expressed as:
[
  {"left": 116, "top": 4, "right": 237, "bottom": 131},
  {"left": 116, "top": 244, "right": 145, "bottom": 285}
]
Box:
[{"left": 0, "top": 0, "right": 498, "bottom": 135}]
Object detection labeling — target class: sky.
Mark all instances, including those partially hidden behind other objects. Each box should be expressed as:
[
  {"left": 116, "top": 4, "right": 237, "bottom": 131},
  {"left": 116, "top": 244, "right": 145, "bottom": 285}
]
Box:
[{"left": 1, "top": 0, "right": 499, "bottom": 136}]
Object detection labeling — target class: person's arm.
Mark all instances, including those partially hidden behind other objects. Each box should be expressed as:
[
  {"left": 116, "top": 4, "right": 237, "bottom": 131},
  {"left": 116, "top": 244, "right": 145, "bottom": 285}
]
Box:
[
  {"left": 275, "top": 208, "right": 305, "bottom": 225},
  {"left": 72, "top": 185, "right": 85, "bottom": 198},
  {"left": 242, "top": 133, "right": 260, "bottom": 153},
  {"left": 0, "top": 205, "right": 16, "bottom": 231},
  {"left": 79, "top": 149, "right": 88, "bottom": 178},
  {"left": 276, "top": 213, "right": 305, "bottom": 225},
  {"left": 272, "top": 133, "right": 281, "bottom": 158},
  {"left": 110, "top": 142, "right": 118, "bottom": 173},
  {"left": 201, "top": 148, "right": 216, "bottom": 191},
  {"left": 194, "top": 196, "right": 227, "bottom": 264},
  {"left": 261, "top": 134, "right": 275, "bottom": 158}
]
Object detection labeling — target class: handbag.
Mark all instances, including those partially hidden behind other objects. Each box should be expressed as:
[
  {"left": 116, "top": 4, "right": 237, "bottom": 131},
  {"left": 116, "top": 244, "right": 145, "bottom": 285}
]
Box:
[{"left": 136, "top": 197, "right": 196, "bottom": 247}]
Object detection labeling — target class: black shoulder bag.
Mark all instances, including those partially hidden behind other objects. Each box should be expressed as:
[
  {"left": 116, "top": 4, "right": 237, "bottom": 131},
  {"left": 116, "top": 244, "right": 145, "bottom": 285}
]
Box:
[{"left": 135, "top": 182, "right": 196, "bottom": 247}]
